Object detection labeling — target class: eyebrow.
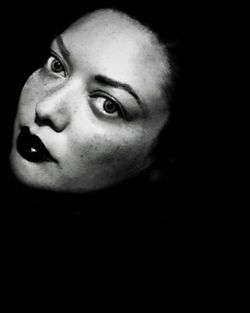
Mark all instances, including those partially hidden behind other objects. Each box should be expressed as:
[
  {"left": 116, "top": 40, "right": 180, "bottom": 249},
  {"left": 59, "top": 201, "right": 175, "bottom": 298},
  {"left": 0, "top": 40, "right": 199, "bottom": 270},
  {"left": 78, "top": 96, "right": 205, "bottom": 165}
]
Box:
[
  {"left": 54, "top": 35, "right": 70, "bottom": 60},
  {"left": 94, "top": 75, "right": 141, "bottom": 106}
]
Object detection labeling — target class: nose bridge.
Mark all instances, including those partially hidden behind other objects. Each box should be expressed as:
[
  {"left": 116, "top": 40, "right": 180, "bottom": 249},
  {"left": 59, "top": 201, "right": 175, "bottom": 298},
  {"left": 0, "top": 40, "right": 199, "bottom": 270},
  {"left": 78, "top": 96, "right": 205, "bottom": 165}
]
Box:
[{"left": 35, "top": 83, "right": 71, "bottom": 132}]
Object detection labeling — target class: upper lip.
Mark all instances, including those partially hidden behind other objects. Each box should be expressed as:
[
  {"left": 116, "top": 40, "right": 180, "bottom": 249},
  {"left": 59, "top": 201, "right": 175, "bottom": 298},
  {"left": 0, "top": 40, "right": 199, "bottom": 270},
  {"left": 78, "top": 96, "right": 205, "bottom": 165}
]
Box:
[{"left": 18, "top": 126, "right": 57, "bottom": 162}]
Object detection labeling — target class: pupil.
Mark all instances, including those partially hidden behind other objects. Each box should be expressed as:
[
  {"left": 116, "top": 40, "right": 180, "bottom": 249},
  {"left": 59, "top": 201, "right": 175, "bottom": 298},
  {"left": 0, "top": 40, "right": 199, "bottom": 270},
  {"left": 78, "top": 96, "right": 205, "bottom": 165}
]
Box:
[
  {"left": 52, "top": 60, "right": 62, "bottom": 71},
  {"left": 104, "top": 100, "right": 116, "bottom": 113}
]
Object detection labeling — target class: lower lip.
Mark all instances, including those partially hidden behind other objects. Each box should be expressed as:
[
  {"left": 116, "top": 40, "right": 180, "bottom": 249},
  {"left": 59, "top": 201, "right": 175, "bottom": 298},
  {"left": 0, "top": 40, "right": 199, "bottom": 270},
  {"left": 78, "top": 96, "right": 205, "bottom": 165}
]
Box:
[{"left": 16, "top": 132, "right": 54, "bottom": 163}]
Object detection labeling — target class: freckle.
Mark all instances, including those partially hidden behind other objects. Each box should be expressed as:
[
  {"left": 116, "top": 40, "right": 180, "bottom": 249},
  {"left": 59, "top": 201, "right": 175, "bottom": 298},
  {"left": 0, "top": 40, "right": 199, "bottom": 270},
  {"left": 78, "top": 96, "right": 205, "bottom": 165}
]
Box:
[{"left": 80, "top": 154, "right": 83, "bottom": 158}]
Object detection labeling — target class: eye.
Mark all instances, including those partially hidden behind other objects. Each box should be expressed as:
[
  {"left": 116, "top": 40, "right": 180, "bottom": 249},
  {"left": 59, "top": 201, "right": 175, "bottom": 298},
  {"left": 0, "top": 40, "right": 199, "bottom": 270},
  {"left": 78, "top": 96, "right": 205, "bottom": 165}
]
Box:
[
  {"left": 51, "top": 58, "right": 64, "bottom": 73},
  {"left": 90, "top": 95, "right": 125, "bottom": 118},
  {"left": 103, "top": 99, "right": 119, "bottom": 114},
  {"left": 45, "top": 54, "right": 66, "bottom": 77}
]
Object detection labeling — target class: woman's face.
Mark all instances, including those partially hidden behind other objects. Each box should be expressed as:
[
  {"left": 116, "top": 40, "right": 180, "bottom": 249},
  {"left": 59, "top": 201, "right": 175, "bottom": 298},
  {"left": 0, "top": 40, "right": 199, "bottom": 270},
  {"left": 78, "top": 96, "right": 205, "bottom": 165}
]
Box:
[{"left": 10, "top": 9, "right": 170, "bottom": 193}]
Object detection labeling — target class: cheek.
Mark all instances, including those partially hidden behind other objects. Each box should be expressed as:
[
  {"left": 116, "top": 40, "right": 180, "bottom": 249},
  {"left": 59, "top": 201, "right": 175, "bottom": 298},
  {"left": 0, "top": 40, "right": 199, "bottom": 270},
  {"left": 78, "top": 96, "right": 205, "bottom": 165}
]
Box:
[
  {"left": 69, "top": 126, "right": 149, "bottom": 176},
  {"left": 55, "top": 129, "right": 150, "bottom": 192}
]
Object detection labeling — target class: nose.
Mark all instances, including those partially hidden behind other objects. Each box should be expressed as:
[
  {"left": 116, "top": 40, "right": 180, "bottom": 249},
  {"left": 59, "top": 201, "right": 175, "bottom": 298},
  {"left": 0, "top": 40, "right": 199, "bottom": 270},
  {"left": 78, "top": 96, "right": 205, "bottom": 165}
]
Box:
[{"left": 35, "top": 88, "right": 70, "bottom": 132}]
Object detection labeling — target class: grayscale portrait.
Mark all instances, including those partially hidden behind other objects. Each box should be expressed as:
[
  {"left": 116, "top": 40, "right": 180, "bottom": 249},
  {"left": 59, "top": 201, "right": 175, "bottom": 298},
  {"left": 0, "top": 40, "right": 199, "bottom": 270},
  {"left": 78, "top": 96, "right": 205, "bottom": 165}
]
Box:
[{"left": 1, "top": 2, "right": 214, "bottom": 227}]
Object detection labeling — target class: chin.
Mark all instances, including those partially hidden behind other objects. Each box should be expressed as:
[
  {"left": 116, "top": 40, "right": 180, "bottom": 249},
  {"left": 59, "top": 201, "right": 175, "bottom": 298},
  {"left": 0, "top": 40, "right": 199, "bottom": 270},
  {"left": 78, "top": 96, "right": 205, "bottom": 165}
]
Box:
[{"left": 9, "top": 149, "right": 52, "bottom": 192}]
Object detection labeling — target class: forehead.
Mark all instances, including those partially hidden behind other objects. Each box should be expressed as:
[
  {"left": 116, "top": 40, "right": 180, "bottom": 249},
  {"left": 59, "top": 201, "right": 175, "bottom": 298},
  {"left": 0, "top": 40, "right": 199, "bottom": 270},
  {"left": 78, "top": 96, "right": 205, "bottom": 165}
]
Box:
[
  {"left": 66, "top": 9, "right": 150, "bottom": 45},
  {"left": 61, "top": 10, "right": 168, "bottom": 100}
]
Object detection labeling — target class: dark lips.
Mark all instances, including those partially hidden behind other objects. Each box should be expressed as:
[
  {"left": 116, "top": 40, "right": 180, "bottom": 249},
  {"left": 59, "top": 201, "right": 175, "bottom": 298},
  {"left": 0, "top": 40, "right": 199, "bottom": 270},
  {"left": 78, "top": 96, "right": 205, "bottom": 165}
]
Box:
[{"left": 17, "top": 126, "right": 57, "bottom": 163}]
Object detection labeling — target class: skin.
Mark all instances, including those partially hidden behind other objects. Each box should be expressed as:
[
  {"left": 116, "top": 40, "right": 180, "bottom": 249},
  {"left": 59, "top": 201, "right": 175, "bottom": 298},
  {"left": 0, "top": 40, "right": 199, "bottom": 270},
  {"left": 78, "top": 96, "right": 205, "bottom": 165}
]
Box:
[{"left": 9, "top": 9, "right": 171, "bottom": 193}]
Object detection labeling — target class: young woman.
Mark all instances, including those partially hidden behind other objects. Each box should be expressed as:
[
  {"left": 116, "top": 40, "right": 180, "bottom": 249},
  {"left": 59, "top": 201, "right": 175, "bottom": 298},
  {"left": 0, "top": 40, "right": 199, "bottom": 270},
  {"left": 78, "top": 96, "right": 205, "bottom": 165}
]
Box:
[{"left": 2, "top": 3, "right": 214, "bottom": 223}]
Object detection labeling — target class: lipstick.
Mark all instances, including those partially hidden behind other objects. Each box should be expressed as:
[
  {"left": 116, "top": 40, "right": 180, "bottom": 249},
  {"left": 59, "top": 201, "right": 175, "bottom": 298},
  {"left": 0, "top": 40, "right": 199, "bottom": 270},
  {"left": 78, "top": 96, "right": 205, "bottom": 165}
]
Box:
[{"left": 17, "top": 126, "right": 56, "bottom": 163}]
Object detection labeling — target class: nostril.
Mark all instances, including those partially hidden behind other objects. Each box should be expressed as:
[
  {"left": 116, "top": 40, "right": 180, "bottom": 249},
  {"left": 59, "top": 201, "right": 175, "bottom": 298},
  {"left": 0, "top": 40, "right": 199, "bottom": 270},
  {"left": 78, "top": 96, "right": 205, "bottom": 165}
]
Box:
[{"left": 35, "top": 113, "right": 57, "bottom": 130}]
